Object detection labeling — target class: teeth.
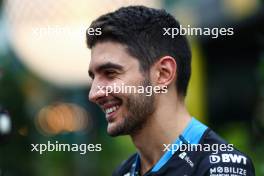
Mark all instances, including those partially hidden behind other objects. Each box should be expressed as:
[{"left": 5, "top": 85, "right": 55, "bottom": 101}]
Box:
[{"left": 105, "top": 105, "right": 119, "bottom": 114}]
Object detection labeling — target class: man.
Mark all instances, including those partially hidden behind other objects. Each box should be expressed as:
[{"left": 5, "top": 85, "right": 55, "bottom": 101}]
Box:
[{"left": 87, "top": 6, "right": 255, "bottom": 176}]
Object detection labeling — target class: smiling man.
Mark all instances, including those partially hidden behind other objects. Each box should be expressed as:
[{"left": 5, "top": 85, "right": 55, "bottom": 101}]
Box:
[{"left": 87, "top": 6, "right": 255, "bottom": 176}]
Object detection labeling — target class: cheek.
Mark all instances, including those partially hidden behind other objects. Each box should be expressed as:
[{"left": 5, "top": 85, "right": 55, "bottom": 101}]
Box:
[
  {"left": 115, "top": 94, "right": 134, "bottom": 117},
  {"left": 123, "top": 68, "right": 144, "bottom": 83}
]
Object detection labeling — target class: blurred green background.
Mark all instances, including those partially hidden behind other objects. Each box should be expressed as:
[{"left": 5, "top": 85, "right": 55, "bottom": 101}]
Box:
[{"left": 0, "top": 0, "right": 263, "bottom": 175}]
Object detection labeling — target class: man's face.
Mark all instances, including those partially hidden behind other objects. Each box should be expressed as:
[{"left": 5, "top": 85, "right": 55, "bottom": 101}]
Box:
[{"left": 88, "top": 41, "right": 155, "bottom": 136}]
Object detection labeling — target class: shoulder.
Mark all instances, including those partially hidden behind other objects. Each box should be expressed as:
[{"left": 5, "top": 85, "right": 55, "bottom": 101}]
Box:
[
  {"left": 194, "top": 128, "right": 255, "bottom": 176},
  {"left": 112, "top": 153, "right": 137, "bottom": 176}
]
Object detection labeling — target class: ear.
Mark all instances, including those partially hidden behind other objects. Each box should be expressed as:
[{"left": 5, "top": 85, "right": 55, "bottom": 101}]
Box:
[{"left": 151, "top": 56, "right": 177, "bottom": 87}]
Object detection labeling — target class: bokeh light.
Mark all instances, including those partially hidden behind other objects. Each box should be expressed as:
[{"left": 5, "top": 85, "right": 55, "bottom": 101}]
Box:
[
  {"left": 35, "top": 102, "right": 90, "bottom": 136},
  {"left": 0, "top": 113, "right": 11, "bottom": 135},
  {"left": 4, "top": 0, "right": 159, "bottom": 87}
]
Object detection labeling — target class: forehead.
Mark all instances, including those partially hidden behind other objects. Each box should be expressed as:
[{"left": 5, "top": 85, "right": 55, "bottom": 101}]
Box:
[{"left": 90, "top": 41, "right": 139, "bottom": 69}]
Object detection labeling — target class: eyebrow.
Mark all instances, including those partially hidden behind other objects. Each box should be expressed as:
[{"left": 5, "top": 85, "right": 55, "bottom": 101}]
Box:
[{"left": 88, "top": 62, "right": 124, "bottom": 78}]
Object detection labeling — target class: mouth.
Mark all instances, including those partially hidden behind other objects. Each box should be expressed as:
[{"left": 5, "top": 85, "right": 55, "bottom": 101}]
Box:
[
  {"left": 105, "top": 105, "right": 120, "bottom": 119},
  {"left": 99, "top": 98, "right": 123, "bottom": 122}
]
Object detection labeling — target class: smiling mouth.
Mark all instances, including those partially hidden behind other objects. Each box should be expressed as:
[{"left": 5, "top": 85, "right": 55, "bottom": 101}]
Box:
[
  {"left": 100, "top": 98, "right": 122, "bottom": 121},
  {"left": 105, "top": 105, "right": 120, "bottom": 118}
]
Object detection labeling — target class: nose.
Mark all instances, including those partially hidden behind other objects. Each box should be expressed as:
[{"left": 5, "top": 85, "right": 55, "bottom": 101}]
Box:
[{"left": 89, "top": 79, "right": 107, "bottom": 103}]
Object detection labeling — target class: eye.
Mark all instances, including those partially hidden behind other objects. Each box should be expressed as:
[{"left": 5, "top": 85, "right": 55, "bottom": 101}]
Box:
[{"left": 104, "top": 70, "right": 117, "bottom": 78}]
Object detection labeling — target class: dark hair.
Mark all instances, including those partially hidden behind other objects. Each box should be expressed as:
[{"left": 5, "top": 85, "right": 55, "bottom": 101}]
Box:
[{"left": 86, "top": 6, "right": 191, "bottom": 97}]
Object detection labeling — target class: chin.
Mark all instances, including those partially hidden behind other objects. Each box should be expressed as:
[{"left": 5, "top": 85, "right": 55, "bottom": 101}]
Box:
[
  {"left": 107, "top": 121, "right": 126, "bottom": 137},
  {"left": 107, "top": 122, "right": 120, "bottom": 136}
]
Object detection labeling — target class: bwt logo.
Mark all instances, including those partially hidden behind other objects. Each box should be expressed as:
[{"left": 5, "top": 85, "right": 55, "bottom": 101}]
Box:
[{"left": 209, "top": 154, "right": 247, "bottom": 165}]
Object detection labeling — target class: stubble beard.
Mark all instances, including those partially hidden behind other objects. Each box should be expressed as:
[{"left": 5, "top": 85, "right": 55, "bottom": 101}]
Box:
[{"left": 108, "top": 78, "right": 156, "bottom": 137}]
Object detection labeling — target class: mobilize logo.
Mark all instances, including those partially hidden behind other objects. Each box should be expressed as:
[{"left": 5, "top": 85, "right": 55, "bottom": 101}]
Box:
[
  {"left": 209, "top": 154, "right": 247, "bottom": 165},
  {"left": 210, "top": 166, "right": 247, "bottom": 176}
]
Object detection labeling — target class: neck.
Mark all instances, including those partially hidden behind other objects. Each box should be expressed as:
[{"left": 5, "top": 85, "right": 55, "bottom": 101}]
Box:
[{"left": 130, "top": 95, "right": 191, "bottom": 175}]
